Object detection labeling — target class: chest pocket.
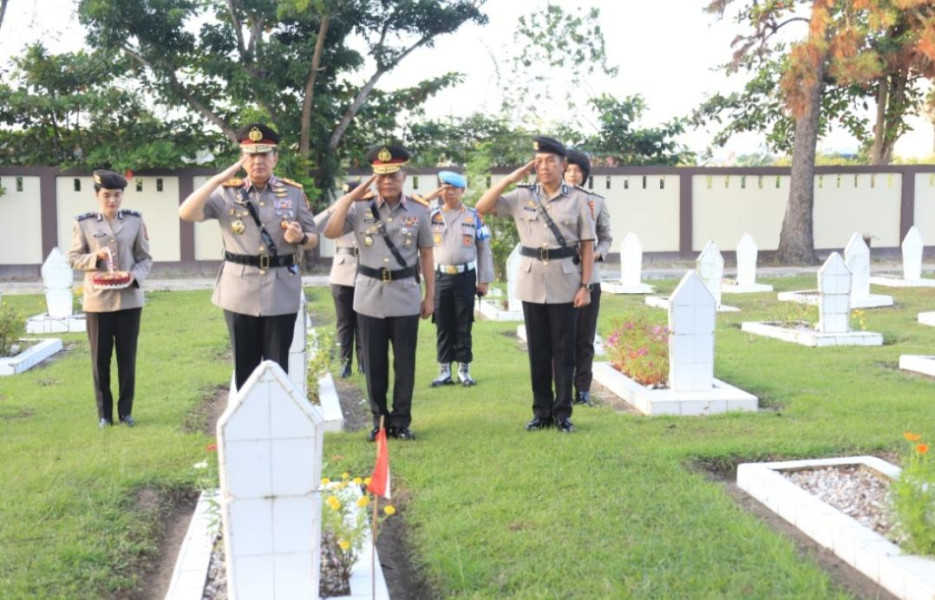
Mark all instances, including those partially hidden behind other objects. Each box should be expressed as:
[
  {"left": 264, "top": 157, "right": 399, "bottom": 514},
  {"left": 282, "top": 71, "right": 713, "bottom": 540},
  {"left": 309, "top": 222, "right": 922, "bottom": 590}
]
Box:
[{"left": 517, "top": 208, "right": 539, "bottom": 237}]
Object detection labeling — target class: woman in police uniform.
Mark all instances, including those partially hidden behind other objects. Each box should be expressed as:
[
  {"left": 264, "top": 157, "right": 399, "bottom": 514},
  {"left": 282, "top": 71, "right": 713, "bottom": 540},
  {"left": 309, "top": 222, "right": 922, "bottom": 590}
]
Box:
[{"left": 69, "top": 170, "right": 153, "bottom": 428}]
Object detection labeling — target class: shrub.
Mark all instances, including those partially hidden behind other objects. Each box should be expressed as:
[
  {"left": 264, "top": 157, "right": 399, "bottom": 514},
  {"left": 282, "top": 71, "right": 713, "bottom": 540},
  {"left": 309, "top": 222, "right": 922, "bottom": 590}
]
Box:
[
  {"left": 0, "top": 303, "right": 25, "bottom": 357},
  {"left": 604, "top": 314, "right": 669, "bottom": 386},
  {"left": 307, "top": 327, "right": 336, "bottom": 404},
  {"left": 891, "top": 431, "right": 935, "bottom": 556}
]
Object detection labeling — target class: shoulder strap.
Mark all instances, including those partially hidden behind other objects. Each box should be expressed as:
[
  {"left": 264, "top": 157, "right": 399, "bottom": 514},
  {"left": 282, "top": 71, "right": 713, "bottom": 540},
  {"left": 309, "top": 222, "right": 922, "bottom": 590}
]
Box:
[
  {"left": 238, "top": 187, "right": 279, "bottom": 256},
  {"left": 369, "top": 201, "right": 407, "bottom": 268},
  {"left": 532, "top": 187, "right": 567, "bottom": 248}
]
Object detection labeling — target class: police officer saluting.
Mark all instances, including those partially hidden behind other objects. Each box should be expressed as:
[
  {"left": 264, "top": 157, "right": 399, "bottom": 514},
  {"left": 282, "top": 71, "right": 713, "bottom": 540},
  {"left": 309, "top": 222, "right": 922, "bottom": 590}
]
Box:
[
  {"left": 322, "top": 145, "right": 434, "bottom": 441},
  {"left": 476, "top": 136, "right": 595, "bottom": 433},
  {"left": 420, "top": 171, "right": 494, "bottom": 387},
  {"left": 564, "top": 150, "right": 613, "bottom": 406},
  {"left": 314, "top": 181, "right": 366, "bottom": 378},
  {"left": 178, "top": 123, "right": 318, "bottom": 390}
]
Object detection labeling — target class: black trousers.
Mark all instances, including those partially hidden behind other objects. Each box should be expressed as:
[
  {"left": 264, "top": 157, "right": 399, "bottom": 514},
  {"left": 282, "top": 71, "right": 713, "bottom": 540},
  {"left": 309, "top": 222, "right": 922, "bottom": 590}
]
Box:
[
  {"left": 358, "top": 313, "right": 420, "bottom": 430},
  {"left": 574, "top": 286, "right": 602, "bottom": 394},
  {"left": 521, "top": 301, "right": 577, "bottom": 421},
  {"left": 85, "top": 308, "right": 142, "bottom": 422},
  {"left": 433, "top": 270, "right": 476, "bottom": 364},
  {"left": 331, "top": 284, "right": 363, "bottom": 369},
  {"left": 224, "top": 310, "right": 296, "bottom": 390}
]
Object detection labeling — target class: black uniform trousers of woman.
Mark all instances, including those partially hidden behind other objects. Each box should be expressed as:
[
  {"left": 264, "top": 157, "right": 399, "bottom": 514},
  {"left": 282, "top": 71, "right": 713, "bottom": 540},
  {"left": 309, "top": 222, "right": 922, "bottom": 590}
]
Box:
[
  {"left": 574, "top": 286, "right": 602, "bottom": 397},
  {"left": 86, "top": 308, "right": 142, "bottom": 423},
  {"left": 521, "top": 301, "right": 577, "bottom": 421},
  {"left": 433, "top": 269, "right": 477, "bottom": 364},
  {"left": 332, "top": 284, "right": 364, "bottom": 371}
]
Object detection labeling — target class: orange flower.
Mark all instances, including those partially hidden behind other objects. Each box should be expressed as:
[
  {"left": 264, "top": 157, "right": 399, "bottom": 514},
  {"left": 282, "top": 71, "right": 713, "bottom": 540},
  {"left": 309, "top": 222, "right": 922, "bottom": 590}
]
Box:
[
  {"left": 918, "top": 443, "right": 929, "bottom": 454},
  {"left": 904, "top": 432, "right": 922, "bottom": 442},
  {"left": 205, "top": 443, "right": 217, "bottom": 452}
]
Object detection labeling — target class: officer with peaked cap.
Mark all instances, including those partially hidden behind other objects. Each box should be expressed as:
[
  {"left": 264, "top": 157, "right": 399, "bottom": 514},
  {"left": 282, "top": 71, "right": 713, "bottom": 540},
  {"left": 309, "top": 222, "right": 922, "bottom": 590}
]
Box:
[
  {"left": 322, "top": 144, "right": 434, "bottom": 441},
  {"left": 564, "top": 150, "right": 613, "bottom": 406},
  {"left": 69, "top": 170, "right": 153, "bottom": 428},
  {"left": 178, "top": 123, "right": 319, "bottom": 390},
  {"left": 418, "top": 171, "right": 494, "bottom": 387},
  {"left": 476, "top": 136, "right": 595, "bottom": 433},
  {"left": 314, "top": 180, "right": 366, "bottom": 378}
]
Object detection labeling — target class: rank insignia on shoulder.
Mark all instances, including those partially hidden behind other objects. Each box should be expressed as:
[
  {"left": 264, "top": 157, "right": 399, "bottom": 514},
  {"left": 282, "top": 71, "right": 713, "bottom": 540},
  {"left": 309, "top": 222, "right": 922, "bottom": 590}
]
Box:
[
  {"left": 409, "top": 194, "right": 429, "bottom": 207},
  {"left": 280, "top": 177, "right": 304, "bottom": 188},
  {"left": 574, "top": 184, "right": 603, "bottom": 199},
  {"left": 222, "top": 178, "right": 243, "bottom": 188},
  {"left": 121, "top": 209, "right": 142, "bottom": 218},
  {"left": 75, "top": 211, "right": 97, "bottom": 221}
]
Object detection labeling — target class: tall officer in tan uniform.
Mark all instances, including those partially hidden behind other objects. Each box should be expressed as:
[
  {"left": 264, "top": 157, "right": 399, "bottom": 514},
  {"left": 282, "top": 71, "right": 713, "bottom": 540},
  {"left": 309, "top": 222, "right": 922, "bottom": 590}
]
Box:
[
  {"left": 565, "top": 150, "right": 613, "bottom": 406},
  {"left": 476, "top": 136, "right": 595, "bottom": 433},
  {"left": 314, "top": 180, "right": 366, "bottom": 378},
  {"left": 178, "top": 124, "right": 318, "bottom": 390},
  {"left": 69, "top": 170, "right": 153, "bottom": 428},
  {"left": 421, "top": 171, "right": 494, "bottom": 387},
  {"left": 323, "top": 145, "right": 434, "bottom": 441}
]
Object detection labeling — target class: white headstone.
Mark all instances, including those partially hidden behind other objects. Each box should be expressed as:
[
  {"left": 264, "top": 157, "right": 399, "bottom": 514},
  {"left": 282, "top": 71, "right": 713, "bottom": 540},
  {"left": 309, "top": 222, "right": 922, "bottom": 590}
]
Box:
[
  {"left": 695, "top": 241, "right": 724, "bottom": 308},
  {"left": 620, "top": 232, "right": 644, "bottom": 287},
  {"left": 217, "top": 361, "right": 324, "bottom": 600},
  {"left": 817, "top": 252, "right": 851, "bottom": 334},
  {"left": 902, "top": 226, "right": 924, "bottom": 281},
  {"left": 844, "top": 232, "right": 870, "bottom": 300},
  {"left": 288, "top": 288, "right": 307, "bottom": 398},
  {"left": 736, "top": 233, "right": 759, "bottom": 288},
  {"left": 668, "top": 270, "right": 716, "bottom": 393},
  {"left": 41, "top": 248, "right": 74, "bottom": 318},
  {"left": 506, "top": 243, "right": 522, "bottom": 313}
]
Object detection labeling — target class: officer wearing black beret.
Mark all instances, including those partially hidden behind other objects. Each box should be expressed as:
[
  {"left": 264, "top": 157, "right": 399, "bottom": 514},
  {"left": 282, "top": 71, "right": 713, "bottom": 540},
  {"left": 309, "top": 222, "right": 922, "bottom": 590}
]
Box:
[
  {"left": 178, "top": 123, "right": 319, "bottom": 390},
  {"left": 322, "top": 144, "right": 434, "bottom": 441},
  {"left": 476, "top": 136, "right": 595, "bottom": 433},
  {"left": 564, "top": 150, "right": 612, "bottom": 406}
]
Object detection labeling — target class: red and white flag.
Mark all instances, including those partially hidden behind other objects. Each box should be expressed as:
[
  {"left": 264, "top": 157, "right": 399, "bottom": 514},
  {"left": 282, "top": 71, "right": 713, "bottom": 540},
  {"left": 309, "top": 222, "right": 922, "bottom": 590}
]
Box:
[{"left": 367, "top": 427, "right": 391, "bottom": 499}]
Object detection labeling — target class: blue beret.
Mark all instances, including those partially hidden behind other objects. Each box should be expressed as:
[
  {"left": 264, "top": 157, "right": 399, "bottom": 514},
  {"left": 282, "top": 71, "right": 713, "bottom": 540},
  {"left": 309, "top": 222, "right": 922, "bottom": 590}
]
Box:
[{"left": 438, "top": 170, "right": 466, "bottom": 188}]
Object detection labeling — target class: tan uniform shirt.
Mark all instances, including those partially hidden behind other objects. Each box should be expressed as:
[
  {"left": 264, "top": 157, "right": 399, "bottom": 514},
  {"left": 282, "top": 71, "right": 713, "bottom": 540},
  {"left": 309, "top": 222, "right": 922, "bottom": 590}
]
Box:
[
  {"left": 583, "top": 190, "right": 613, "bottom": 285},
  {"left": 202, "top": 175, "right": 316, "bottom": 316},
  {"left": 430, "top": 203, "right": 494, "bottom": 283},
  {"left": 494, "top": 182, "right": 595, "bottom": 304},
  {"left": 314, "top": 206, "right": 359, "bottom": 288},
  {"left": 68, "top": 210, "right": 153, "bottom": 312},
  {"left": 339, "top": 195, "right": 433, "bottom": 318}
]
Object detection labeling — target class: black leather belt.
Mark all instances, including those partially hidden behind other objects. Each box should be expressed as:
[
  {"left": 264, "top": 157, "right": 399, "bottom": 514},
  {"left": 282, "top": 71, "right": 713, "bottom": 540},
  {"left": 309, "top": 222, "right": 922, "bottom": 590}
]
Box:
[
  {"left": 520, "top": 246, "right": 578, "bottom": 261},
  {"left": 224, "top": 251, "right": 296, "bottom": 269},
  {"left": 357, "top": 264, "right": 419, "bottom": 283},
  {"left": 335, "top": 247, "right": 358, "bottom": 256}
]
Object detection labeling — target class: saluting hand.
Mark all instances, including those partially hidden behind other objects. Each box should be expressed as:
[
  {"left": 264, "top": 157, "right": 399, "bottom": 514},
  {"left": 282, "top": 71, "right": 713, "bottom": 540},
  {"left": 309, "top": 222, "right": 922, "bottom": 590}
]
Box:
[
  {"left": 354, "top": 174, "right": 378, "bottom": 201},
  {"left": 507, "top": 160, "right": 536, "bottom": 184},
  {"left": 221, "top": 156, "right": 247, "bottom": 179},
  {"left": 573, "top": 287, "right": 591, "bottom": 308}
]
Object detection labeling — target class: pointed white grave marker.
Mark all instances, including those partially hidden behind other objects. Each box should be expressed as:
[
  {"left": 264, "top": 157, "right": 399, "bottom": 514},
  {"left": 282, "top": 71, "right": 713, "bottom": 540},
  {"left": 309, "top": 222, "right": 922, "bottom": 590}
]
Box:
[
  {"left": 601, "top": 232, "right": 655, "bottom": 294},
  {"left": 696, "top": 241, "right": 724, "bottom": 309},
  {"left": 288, "top": 288, "right": 307, "bottom": 398},
  {"left": 870, "top": 226, "right": 935, "bottom": 288},
  {"left": 668, "top": 270, "right": 716, "bottom": 393},
  {"left": 724, "top": 233, "right": 773, "bottom": 294},
  {"left": 816, "top": 252, "right": 851, "bottom": 334},
  {"left": 26, "top": 248, "right": 85, "bottom": 333},
  {"left": 477, "top": 244, "right": 523, "bottom": 321},
  {"left": 844, "top": 233, "right": 870, "bottom": 301},
  {"left": 217, "top": 361, "right": 324, "bottom": 600}
]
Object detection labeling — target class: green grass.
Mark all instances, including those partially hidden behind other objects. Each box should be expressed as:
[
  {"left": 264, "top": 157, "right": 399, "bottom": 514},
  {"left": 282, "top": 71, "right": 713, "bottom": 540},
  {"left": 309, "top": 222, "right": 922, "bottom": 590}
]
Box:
[{"left": 2, "top": 278, "right": 934, "bottom": 598}]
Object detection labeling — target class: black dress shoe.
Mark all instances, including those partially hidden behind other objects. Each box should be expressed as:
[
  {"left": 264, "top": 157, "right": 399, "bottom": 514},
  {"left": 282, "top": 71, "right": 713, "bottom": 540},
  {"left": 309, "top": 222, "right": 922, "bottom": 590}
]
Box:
[
  {"left": 574, "top": 391, "right": 592, "bottom": 406},
  {"left": 394, "top": 427, "right": 415, "bottom": 440},
  {"left": 555, "top": 417, "right": 575, "bottom": 433},
  {"left": 339, "top": 362, "right": 352, "bottom": 379},
  {"left": 119, "top": 415, "right": 136, "bottom": 427},
  {"left": 525, "top": 416, "right": 551, "bottom": 432},
  {"left": 367, "top": 427, "right": 380, "bottom": 442},
  {"left": 99, "top": 418, "right": 113, "bottom": 429}
]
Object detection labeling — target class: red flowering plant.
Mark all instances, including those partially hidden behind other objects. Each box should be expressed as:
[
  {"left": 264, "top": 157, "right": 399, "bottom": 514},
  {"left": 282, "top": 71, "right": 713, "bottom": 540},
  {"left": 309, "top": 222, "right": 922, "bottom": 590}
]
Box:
[
  {"left": 604, "top": 313, "right": 670, "bottom": 387},
  {"left": 891, "top": 431, "right": 935, "bottom": 556}
]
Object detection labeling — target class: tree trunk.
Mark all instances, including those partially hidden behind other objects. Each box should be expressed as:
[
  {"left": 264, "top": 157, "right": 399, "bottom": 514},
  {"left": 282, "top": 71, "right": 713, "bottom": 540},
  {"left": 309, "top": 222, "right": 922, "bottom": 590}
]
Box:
[
  {"left": 869, "top": 79, "right": 888, "bottom": 165},
  {"left": 0, "top": 0, "right": 8, "bottom": 33},
  {"left": 300, "top": 16, "right": 330, "bottom": 161}
]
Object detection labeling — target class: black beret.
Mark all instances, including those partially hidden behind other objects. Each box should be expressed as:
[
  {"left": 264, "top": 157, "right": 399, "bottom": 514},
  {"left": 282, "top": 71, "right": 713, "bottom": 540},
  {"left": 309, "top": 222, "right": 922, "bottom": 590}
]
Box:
[
  {"left": 532, "top": 136, "right": 566, "bottom": 157},
  {"left": 365, "top": 144, "right": 410, "bottom": 174},
  {"left": 92, "top": 170, "right": 128, "bottom": 190},
  {"left": 566, "top": 150, "right": 591, "bottom": 181},
  {"left": 237, "top": 123, "right": 280, "bottom": 153}
]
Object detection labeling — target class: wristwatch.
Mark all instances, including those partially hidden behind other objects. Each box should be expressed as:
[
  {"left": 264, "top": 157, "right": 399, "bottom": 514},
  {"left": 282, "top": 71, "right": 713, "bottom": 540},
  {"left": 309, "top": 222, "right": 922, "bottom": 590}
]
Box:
[
  {"left": 580, "top": 283, "right": 593, "bottom": 291},
  {"left": 299, "top": 232, "right": 309, "bottom": 246}
]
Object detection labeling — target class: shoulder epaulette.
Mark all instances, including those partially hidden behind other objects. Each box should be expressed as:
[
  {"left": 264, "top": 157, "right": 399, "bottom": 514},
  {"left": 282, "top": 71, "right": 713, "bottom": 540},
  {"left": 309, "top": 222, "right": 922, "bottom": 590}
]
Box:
[
  {"left": 121, "top": 209, "right": 142, "bottom": 218},
  {"left": 280, "top": 177, "right": 304, "bottom": 189},
  {"left": 574, "top": 185, "right": 604, "bottom": 199},
  {"left": 409, "top": 194, "right": 429, "bottom": 207},
  {"left": 76, "top": 211, "right": 98, "bottom": 222},
  {"left": 222, "top": 178, "right": 243, "bottom": 188}
]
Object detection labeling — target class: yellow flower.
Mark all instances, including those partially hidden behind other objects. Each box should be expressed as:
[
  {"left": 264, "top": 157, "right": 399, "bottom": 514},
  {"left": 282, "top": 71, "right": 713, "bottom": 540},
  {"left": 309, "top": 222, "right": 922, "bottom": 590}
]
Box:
[
  {"left": 904, "top": 432, "right": 923, "bottom": 442},
  {"left": 383, "top": 505, "right": 396, "bottom": 516},
  {"left": 327, "top": 496, "right": 341, "bottom": 511},
  {"left": 341, "top": 471, "right": 350, "bottom": 480},
  {"left": 321, "top": 477, "right": 331, "bottom": 485},
  {"left": 364, "top": 477, "right": 372, "bottom": 486},
  {"left": 353, "top": 477, "right": 363, "bottom": 485},
  {"left": 338, "top": 539, "right": 350, "bottom": 552},
  {"left": 356, "top": 496, "right": 370, "bottom": 508}
]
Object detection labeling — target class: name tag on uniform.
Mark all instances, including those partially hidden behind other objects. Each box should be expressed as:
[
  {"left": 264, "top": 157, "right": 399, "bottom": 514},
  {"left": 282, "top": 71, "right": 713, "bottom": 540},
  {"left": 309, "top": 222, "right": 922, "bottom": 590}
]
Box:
[
  {"left": 93, "top": 232, "right": 106, "bottom": 237},
  {"left": 522, "top": 206, "right": 537, "bottom": 213}
]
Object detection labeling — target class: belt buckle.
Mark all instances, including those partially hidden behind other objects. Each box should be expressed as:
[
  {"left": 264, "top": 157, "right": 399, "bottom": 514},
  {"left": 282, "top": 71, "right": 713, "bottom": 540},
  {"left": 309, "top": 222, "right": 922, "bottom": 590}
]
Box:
[
  {"left": 445, "top": 265, "right": 458, "bottom": 274},
  {"left": 539, "top": 247, "right": 549, "bottom": 264},
  {"left": 259, "top": 254, "right": 270, "bottom": 270},
  {"left": 381, "top": 267, "right": 391, "bottom": 283}
]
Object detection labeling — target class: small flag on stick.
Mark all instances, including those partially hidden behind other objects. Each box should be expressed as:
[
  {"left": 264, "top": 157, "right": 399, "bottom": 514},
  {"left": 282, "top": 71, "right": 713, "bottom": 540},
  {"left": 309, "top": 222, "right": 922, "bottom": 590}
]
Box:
[{"left": 367, "top": 426, "right": 391, "bottom": 500}]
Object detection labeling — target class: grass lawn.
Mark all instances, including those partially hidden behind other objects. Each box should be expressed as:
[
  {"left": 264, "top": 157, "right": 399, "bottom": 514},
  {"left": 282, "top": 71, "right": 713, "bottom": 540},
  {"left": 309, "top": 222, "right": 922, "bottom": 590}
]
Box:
[{"left": 1, "top": 277, "right": 934, "bottom": 598}]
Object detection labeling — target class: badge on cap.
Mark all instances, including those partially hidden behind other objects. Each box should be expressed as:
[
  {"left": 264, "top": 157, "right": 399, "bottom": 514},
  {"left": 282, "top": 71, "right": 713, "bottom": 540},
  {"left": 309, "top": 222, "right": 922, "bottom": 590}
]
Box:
[
  {"left": 533, "top": 140, "right": 540, "bottom": 151},
  {"left": 249, "top": 127, "right": 263, "bottom": 142},
  {"left": 378, "top": 147, "right": 392, "bottom": 162}
]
